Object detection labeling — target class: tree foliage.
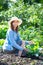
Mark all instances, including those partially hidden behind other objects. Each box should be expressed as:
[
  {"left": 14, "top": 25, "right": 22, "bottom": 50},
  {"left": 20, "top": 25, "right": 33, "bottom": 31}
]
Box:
[
  {"left": 0, "top": 1, "right": 43, "bottom": 41},
  {"left": 0, "top": 0, "right": 8, "bottom": 11}
]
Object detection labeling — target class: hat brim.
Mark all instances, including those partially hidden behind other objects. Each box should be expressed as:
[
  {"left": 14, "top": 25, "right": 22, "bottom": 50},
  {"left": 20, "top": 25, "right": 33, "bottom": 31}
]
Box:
[
  {"left": 8, "top": 17, "right": 22, "bottom": 26},
  {"left": 17, "top": 19, "right": 22, "bottom": 25}
]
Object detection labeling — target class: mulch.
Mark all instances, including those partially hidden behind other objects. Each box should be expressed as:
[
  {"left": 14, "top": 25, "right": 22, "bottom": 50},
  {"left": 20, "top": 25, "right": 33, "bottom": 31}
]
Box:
[{"left": 0, "top": 51, "right": 43, "bottom": 65}]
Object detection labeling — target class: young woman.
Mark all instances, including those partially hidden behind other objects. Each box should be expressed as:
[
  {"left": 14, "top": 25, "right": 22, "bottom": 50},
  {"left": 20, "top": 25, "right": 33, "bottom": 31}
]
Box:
[{"left": 2, "top": 17, "right": 33, "bottom": 57}]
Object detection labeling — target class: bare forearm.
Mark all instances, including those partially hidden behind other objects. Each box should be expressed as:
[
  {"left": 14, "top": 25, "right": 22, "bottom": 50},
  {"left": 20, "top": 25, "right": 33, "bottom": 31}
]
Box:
[
  {"left": 18, "top": 40, "right": 25, "bottom": 56},
  {"left": 18, "top": 50, "right": 23, "bottom": 56}
]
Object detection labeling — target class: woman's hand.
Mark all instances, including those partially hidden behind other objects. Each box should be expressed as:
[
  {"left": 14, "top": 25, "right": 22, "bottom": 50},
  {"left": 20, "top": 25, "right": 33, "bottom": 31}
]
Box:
[
  {"left": 22, "top": 40, "right": 34, "bottom": 45},
  {"left": 28, "top": 41, "right": 33, "bottom": 45}
]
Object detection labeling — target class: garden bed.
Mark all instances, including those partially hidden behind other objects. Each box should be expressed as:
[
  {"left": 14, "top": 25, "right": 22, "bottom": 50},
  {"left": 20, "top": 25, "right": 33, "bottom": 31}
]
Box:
[{"left": 0, "top": 51, "right": 43, "bottom": 65}]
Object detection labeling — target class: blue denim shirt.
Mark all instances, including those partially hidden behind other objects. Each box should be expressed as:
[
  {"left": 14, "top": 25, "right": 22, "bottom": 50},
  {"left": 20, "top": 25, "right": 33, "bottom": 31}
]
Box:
[{"left": 3, "top": 28, "right": 23, "bottom": 51}]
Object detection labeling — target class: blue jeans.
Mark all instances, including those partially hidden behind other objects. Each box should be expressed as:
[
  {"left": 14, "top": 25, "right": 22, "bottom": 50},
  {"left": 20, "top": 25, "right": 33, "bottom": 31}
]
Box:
[{"left": 3, "top": 41, "right": 29, "bottom": 56}]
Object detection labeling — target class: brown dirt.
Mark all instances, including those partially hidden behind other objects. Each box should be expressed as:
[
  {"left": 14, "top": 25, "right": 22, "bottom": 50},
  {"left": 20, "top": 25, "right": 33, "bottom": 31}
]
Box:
[{"left": 0, "top": 51, "right": 43, "bottom": 65}]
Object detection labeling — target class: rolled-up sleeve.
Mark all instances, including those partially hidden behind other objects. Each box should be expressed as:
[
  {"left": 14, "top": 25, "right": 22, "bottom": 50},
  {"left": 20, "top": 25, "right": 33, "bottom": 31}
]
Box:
[{"left": 8, "top": 31, "right": 23, "bottom": 51}]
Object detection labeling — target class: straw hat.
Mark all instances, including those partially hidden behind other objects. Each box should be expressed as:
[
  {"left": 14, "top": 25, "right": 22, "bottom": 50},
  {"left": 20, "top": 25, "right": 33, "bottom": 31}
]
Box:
[{"left": 8, "top": 17, "right": 22, "bottom": 26}]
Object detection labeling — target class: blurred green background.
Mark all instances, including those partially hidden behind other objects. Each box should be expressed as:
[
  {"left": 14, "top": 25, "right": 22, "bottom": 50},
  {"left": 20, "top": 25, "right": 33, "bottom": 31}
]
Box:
[{"left": 0, "top": 0, "right": 43, "bottom": 49}]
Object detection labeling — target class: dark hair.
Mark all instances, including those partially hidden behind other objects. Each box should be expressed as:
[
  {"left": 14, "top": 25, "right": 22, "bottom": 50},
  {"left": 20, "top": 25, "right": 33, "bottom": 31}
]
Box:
[
  {"left": 15, "top": 26, "right": 18, "bottom": 32},
  {"left": 9, "top": 21, "right": 18, "bottom": 32}
]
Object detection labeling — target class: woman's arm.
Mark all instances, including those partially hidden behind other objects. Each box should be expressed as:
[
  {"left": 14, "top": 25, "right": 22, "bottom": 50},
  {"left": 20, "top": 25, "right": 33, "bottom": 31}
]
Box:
[
  {"left": 17, "top": 33, "right": 33, "bottom": 45},
  {"left": 22, "top": 40, "right": 33, "bottom": 45},
  {"left": 18, "top": 41, "right": 25, "bottom": 56},
  {"left": 8, "top": 31, "right": 24, "bottom": 51},
  {"left": 17, "top": 33, "right": 22, "bottom": 44},
  {"left": 18, "top": 41, "right": 29, "bottom": 56}
]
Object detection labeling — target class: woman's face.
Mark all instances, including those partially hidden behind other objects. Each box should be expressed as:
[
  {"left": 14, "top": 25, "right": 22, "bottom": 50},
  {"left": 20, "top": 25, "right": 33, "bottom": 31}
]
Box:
[{"left": 12, "top": 20, "right": 19, "bottom": 30}]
